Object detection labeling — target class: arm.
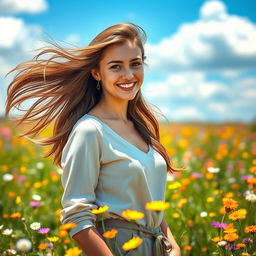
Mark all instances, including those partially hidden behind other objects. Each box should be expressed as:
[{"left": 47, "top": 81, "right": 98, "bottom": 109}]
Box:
[
  {"left": 160, "top": 218, "right": 181, "bottom": 255},
  {"left": 73, "top": 227, "right": 113, "bottom": 256},
  {"left": 60, "top": 121, "right": 112, "bottom": 255}
]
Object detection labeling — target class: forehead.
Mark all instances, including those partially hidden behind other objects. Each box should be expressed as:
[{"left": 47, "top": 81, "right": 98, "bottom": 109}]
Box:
[{"left": 100, "top": 41, "right": 142, "bottom": 63}]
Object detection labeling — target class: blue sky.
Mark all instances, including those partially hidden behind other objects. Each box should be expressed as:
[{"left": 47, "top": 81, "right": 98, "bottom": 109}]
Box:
[{"left": 0, "top": 0, "right": 256, "bottom": 122}]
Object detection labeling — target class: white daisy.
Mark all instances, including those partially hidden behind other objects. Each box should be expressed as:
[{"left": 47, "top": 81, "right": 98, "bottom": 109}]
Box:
[
  {"left": 30, "top": 222, "right": 41, "bottom": 230},
  {"left": 32, "top": 194, "right": 41, "bottom": 201},
  {"left": 200, "top": 211, "right": 208, "bottom": 217},
  {"left": 207, "top": 167, "right": 220, "bottom": 173},
  {"left": 217, "top": 240, "right": 227, "bottom": 246},
  {"left": 36, "top": 162, "right": 44, "bottom": 169},
  {"left": 245, "top": 193, "right": 256, "bottom": 202},
  {"left": 2, "top": 228, "right": 13, "bottom": 235},
  {"left": 3, "top": 173, "right": 14, "bottom": 181}
]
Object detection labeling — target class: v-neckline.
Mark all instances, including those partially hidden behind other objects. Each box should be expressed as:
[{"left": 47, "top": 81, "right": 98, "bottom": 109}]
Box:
[{"left": 85, "top": 114, "right": 151, "bottom": 155}]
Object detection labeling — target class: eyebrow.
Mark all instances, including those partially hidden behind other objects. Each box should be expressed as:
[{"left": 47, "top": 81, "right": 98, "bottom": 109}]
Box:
[{"left": 107, "top": 57, "right": 142, "bottom": 65}]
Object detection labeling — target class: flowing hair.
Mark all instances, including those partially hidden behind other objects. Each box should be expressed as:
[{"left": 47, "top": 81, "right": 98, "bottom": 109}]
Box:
[{"left": 5, "top": 22, "right": 185, "bottom": 174}]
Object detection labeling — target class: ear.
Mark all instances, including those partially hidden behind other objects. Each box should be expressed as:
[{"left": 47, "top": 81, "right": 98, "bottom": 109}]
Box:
[{"left": 91, "top": 68, "right": 101, "bottom": 81}]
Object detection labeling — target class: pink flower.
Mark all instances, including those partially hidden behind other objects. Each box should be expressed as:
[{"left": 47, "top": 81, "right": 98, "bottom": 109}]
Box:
[
  {"left": 38, "top": 228, "right": 50, "bottom": 234},
  {"left": 30, "top": 201, "right": 41, "bottom": 207}
]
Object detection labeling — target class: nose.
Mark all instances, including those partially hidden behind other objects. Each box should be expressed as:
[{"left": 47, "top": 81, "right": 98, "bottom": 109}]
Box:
[{"left": 122, "top": 68, "right": 134, "bottom": 80}]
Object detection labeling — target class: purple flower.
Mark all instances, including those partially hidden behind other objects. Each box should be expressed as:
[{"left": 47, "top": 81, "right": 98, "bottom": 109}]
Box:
[
  {"left": 38, "top": 228, "right": 50, "bottom": 234},
  {"left": 45, "top": 242, "right": 53, "bottom": 247},
  {"left": 30, "top": 201, "right": 41, "bottom": 207},
  {"left": 242, "top": 237, "right": 253, "bottom": 244},
  {"left": 225, "top": 243, "right": 239, "bottom": 250},
  {"left": 241, "top": 175, "right": 254, "bottom": 181},
  {"left": 211, "top": 221, "right": 227, "bottom": 229}
]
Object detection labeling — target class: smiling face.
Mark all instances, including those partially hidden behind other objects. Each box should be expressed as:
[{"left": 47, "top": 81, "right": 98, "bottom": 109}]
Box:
[{"left": 91, "top": 40, "right": 144, "bottom": 103}]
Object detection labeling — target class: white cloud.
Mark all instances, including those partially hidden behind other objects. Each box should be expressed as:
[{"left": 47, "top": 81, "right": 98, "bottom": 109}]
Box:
[
  {"left": 143, "top": 72, "right": 256, "bottom": 122},
  {"left": 200, "top": 0, "right": 227, "bottom": 21},
  {"left": 0, "top": 17, "right": 43, "bottom": 77},
  {"left": 144, "top": 71, "right": 228, "bottom": 100},
  {"left": 160, "top": 106, "right": 205, "bottom": 122},
  {"left": 0, "top": 0, "right": 47, "bottom": 14},
  {"left": 65, "top": 34, "right": 80, "bottom": 45},
  {"left": 145, "top": 0, "right": 256, "bottom": 73}
]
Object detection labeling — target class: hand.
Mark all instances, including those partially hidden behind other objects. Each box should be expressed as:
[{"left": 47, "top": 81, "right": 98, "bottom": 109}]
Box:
[{"left": 168, "top": 246, "right": 181, "bottom": 256}]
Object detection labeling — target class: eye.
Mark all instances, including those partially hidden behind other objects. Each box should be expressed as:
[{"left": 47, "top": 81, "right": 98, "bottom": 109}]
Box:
[
  {"left": 110, "top": 65, "right": 120, "bottom": 69},
  {"left": 132, "top": 62, "right": 142, "bottom": 67}
]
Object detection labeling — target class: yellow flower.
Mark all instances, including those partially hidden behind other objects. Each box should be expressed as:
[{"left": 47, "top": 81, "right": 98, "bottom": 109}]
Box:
[
  {"left": 47, "top": 236, "right": 59, "bottom": 242},
  {"left": 228, "top": 209, "right": 247, "bottom": 220},
  {"left": 16, "top": 196, "right": 21, "bottom": 205},
  {"left": 145, "top": 201, "right": 170, "bottom": 211},
  {"left": 122, "top": 237, "right": 143, "bottom": 251},
  {"left": 168, "top": 181, "right": 181, "bottom": 190},
  {"left": 211, "top": 236, "right": 223, "bottom": 243},
  {"left": 172, "top": 213, "right": 180, "bottom": 218},
  {"left": 64, "top": 247, "right": 82, "bottom": 256},
  {"left": 91, "top": 205, "right": 109, "bottom": 214},
  {"left": 102, "top": 229, "right": 119, "bottom": 239},
  {"left": 122, "top": 209, "right": 145, "bottom": 221}
]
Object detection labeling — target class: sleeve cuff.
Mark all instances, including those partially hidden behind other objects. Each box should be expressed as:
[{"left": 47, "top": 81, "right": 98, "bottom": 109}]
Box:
[{"left": 69, "top": 221, "right": 95, "bottom": 238}]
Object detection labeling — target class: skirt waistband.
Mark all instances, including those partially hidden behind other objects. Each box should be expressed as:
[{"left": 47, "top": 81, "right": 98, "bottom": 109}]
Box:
[{"left": 96, "top": 218, "right": 173, "bottom": 256}]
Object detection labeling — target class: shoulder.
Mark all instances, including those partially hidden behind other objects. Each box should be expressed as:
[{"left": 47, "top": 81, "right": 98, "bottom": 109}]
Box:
[{"left": 71, "top": 116, "right": 102, "bottom": 139}]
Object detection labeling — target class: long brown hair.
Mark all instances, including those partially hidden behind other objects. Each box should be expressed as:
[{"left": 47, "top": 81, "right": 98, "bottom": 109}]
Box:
[{"left": 5, "top": 22, "right": 185, "bottom": 174}]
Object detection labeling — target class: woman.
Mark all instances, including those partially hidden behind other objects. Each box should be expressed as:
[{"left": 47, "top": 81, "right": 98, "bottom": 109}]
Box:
[{"left": 5, "top": 22, "right": 182, "bottom": 256}]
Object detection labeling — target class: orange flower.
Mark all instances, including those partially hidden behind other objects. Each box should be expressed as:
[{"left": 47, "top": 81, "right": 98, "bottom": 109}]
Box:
[
  {"left": 245, "top": 225, "right": 256, "bottom": 233},
  {"left": 183, "top": 245, "right": 192, "bottom": 250},
  {"left": 9, "top": 212, "right": 22, "bottom": 218},
  {"left": 64, "top": 239, "right": 70, "bottom": 244},
  {"left": 224, "top": 233, "right": 239, "bottom": 242},
  {"left": 224, "top": 223, "right": 237, "bottom": 233},
  {"left": 38, "top": 243, "right": 47, "bottom": 250},
  {"left": 236, "top": 243, "right": 246, "bottom": 248},
  {"left": 222, "top": 198, "right": 238, "bottom": 211},
  {"left": 58, "top": 230, "right": 69, "bottom": 238},
  {"left": 247, "top": 177, "right": 256, "bottom": 184},
  {"left": 102, "top": 229, "right": 119, "bottom": 239},
  {"left": 59, "top": 223, "right": 77, "bottom": 230}
]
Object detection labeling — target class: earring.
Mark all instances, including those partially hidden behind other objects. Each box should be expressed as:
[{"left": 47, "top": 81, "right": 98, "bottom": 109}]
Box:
[{"left": 96, "top": 80, "right": 101, "bottom": 90}]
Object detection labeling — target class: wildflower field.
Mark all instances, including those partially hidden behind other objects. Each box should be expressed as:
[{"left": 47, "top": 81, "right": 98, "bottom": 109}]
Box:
[{"left": 0, "top": 117, "right": 255, "bottom": 255}]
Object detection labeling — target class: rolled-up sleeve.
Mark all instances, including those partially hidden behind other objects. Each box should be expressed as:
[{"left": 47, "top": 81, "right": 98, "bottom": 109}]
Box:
[{"left": 60, "top": 121, "right": 101, "bottom": 238}]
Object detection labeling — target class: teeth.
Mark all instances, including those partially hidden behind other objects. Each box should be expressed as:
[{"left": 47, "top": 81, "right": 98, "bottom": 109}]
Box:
[{"left": 117, "top": 82, "right": 135, "bottom": 88}]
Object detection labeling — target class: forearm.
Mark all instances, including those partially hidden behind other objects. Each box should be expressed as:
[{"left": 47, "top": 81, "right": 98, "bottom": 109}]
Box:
[
  {"left": 160, "top": 218, "right": 180, "bottom": 250},
  {"left": 72, "top": 226, "right": 113, "bottom": 256}
]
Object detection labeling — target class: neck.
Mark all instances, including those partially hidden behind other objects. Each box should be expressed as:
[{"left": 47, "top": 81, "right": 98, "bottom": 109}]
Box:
[{"left": 97, "top": 95, "right": 130, "bottom": 122}]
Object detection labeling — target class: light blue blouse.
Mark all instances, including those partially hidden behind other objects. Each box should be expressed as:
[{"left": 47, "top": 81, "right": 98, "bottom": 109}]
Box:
[{"left": 60, "top": 114, "right": 167, "bottom": 238}]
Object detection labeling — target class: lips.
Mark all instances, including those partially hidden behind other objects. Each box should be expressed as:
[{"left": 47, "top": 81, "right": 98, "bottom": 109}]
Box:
[{"left": 116, "top": 82, "right": 136, "bottom": 90}]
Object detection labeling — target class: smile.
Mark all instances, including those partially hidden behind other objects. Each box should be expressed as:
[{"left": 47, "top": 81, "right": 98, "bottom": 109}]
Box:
[{"left": 116, "top": 82, "right": 136, "bottom": 90}]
